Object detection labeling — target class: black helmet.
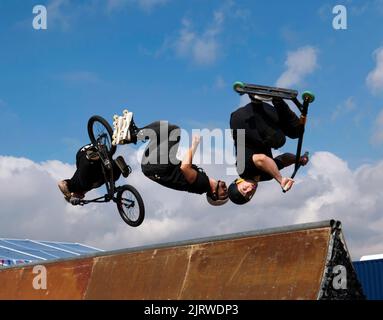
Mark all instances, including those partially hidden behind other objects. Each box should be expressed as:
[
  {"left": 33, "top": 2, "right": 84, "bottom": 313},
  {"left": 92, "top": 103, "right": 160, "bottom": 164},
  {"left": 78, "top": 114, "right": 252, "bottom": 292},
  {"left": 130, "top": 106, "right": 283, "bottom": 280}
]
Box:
[
  {"left": 206, "top": 180, "right": 229, "bottom": 206},
  {"left": 228, "top": 179, "right": 254, "bottom": 205}
]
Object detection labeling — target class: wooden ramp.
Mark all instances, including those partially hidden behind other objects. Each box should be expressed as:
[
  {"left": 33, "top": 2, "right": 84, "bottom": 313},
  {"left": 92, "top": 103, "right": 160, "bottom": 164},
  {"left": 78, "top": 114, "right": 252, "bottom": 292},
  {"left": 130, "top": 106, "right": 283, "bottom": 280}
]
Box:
[{"left": 0, "top": 220, "right": 365, "bottom": 300}]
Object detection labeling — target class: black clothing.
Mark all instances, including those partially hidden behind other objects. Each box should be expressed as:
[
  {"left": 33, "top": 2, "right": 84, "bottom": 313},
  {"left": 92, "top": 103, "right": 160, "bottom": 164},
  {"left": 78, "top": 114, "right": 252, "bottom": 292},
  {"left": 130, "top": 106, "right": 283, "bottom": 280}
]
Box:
[
  {"left": 140, "top": 121, "right": 211, "bottom": 195},
  {"left": 67, "top": 144, "right": 121, "bottom": 193},
  {"left": 142, "top": 163, "right": 210, "bottom": 194},
  {"left": 230, "top": 98, "right": 302, "bottom": 181}
]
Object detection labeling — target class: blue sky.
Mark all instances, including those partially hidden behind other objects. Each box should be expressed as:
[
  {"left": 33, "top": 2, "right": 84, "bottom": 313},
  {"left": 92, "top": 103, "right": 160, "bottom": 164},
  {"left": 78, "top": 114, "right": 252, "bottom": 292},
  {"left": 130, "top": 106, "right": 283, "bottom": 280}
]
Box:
[
  {"left": 1, "top": 0, "right": 383, "bottom": 167},
  {"left": 1, "top": 1, "right": 383, "bottom": 258}
]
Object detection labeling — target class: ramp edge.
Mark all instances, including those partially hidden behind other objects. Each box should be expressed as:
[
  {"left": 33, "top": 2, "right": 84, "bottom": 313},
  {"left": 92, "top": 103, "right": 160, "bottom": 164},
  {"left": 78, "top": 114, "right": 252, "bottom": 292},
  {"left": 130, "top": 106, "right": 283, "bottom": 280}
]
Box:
[{"left": 1, "top": 219, "right": 338, "bottom": 271}]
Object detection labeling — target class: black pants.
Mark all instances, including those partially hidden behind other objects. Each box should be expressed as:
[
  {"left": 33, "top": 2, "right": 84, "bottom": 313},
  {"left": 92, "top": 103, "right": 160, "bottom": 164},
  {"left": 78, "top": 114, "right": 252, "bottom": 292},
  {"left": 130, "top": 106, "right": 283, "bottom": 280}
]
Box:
[
  {"left": 272, "top": 98, "right": 302, "bottom": 139},
  {"left": 67, "top": 148, "right": 121, "bottom": 193},
  {"left": 249, "top": 99, "right": 302, "bottom": 149},
  {"left": 139, "top": 121, "right": 181, "bottom": 176}
]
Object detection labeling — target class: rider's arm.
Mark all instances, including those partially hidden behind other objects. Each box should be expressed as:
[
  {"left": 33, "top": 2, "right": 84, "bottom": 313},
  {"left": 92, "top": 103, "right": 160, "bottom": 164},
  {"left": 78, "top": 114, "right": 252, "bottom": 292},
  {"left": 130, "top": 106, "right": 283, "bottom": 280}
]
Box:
[
  {"left": 180, "top": 135, "right": 200, "bottom": 184},
  {"left": 252, "top": 153, "right": 296, "bottom": 191}
]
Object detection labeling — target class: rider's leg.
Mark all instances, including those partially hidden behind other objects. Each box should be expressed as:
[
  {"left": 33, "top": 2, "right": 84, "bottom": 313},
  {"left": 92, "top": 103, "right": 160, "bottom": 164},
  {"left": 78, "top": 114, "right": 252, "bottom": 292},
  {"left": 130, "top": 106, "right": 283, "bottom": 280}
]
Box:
[
  {"left": 58, "top": 149, "right": 84, "bottom": 201},
  {"left": 243, "top": 101, "right": 285, "bottom": 149},
  {"left": 273, "top": 153, "right": 296, "bottom": 169},
  {"left": 58, "top": 148, "right": 83, "bottom": 200},
  {"left": 58, "top": 179, "right": 71, "bottom": 202},
  {"left": 72, "top": 150, "right": 104, "bottom": 193},
  {"left": 272, "top": 98, "right": 302, "bottom": 139},
  {"left": 274, "top": 152, "right": 309, "bottom": 168}
]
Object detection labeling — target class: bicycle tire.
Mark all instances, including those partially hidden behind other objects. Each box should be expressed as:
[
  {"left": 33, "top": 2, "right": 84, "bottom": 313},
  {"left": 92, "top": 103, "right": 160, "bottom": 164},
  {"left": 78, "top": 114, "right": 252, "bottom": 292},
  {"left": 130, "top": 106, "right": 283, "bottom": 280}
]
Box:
[
  {"left": 116, "top": 185, "right": 145, "bottom": 227},
  {"left": 87, "top": 115, "right": 116, "bottom": 157}
]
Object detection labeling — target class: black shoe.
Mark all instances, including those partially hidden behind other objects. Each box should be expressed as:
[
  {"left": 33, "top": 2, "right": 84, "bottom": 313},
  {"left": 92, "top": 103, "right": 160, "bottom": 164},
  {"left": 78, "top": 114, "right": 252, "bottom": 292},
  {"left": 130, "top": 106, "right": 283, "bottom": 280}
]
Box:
[{"left": 115, "top": 156, "right": 131, "bottom": 178}]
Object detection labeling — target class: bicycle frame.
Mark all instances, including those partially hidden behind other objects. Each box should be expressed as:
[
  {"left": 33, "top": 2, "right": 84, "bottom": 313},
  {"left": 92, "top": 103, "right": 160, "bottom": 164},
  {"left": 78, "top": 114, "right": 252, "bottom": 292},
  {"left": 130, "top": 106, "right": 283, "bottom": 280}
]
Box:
[{"left": 77, "top": 186, "right": 134, "bottom": 207}]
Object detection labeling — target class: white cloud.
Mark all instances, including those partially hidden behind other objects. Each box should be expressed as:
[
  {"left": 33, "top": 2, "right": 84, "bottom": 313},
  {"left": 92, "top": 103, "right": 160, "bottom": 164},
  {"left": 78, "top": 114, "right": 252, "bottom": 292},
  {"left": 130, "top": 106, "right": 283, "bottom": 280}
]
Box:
[
  {"left": 107, "top": 0, "right": 169, "bottom": 13},
  {"left": 38, "top": 0, "right": 100, "bottom": 31},
  {"left": 175, "top": 11, "right": 224, "bottom": 65},
  {"left": 366, "top": 47, "right": 383, "bottom": 94},
  {"left": 350, "top": 0, "right": 383, "bottom": 16},
  {"left": 1, "top": 149, "right": 383, "bottom": 260},
  {"left": 214, "top": 75, "right": 226, "bottom": 89},
  {"left": 0, "top": 99, "right": 20, "bottom": 133},
  {"left": 276, "top": 46, "right": 318, "bottom": 88},
  {"left": 318, "top": 4, "right": 333, "bottom": 21},
  {"left": 153, "top": 1, "right": 248, "bottom": 64},
  {"left": 331, "top": 97, "right": 357, "bottom": 121},
  {"left": 46, "top": 0, "right": 72, "bottom": 31},
  {"left": 371, "top": 109, "right": 383, "bottom": 145}
]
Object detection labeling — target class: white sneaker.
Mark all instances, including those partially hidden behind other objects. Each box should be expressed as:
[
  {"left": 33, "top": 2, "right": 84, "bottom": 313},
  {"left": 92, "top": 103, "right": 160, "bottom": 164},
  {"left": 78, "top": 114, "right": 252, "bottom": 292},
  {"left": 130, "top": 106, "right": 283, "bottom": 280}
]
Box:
[{"left": 112, "top": 110, "right": 133, "bottom": 145}]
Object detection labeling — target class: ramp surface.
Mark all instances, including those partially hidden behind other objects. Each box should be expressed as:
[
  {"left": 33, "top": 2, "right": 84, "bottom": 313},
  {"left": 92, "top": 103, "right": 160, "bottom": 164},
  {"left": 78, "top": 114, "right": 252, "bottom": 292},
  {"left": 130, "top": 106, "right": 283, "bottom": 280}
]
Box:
[{"left": 0, "top": 220, "right": 364, "bottom": 300}]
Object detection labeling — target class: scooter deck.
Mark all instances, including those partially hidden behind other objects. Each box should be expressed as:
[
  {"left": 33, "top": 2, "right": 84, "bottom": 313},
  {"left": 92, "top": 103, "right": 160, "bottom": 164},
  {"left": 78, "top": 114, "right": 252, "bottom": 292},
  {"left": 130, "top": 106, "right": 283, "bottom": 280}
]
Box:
[{"left": 234, "top": 82, "right": 298, "bottom": 100}]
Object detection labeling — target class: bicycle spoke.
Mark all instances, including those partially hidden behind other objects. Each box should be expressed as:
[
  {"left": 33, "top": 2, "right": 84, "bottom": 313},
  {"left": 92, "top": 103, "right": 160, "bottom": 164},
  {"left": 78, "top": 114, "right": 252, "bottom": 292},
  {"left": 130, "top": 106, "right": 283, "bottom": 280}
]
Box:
[
  {"left": 116, "top": 184, "right": 144, "bottom": 227},
  {"left": 92, "top": 122, "right": 110, "bottom": 152},
  {"left": 121, "top": 195, "right": 139, "bottom": 220}
]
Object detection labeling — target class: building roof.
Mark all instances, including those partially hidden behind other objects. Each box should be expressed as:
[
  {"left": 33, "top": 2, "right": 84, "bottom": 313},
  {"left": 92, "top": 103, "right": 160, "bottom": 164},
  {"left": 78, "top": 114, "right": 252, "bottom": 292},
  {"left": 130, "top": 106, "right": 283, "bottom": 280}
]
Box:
[
  {"left": 360, "top": 254, "right": 383, "bottom": 261},
  {"left": 0, "top": 238, "right": 103, "bottom": 267}
]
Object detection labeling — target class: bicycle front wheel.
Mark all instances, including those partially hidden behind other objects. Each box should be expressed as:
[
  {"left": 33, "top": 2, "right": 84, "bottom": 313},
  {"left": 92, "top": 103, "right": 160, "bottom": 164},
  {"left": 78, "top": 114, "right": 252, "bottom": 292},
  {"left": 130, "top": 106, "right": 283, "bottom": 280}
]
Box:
[
  {"left": 87, "top": 115, "right": 116, "bottom": 157},
  {"left": 116, "top": 185, "right": 145, "bottom": 227}
]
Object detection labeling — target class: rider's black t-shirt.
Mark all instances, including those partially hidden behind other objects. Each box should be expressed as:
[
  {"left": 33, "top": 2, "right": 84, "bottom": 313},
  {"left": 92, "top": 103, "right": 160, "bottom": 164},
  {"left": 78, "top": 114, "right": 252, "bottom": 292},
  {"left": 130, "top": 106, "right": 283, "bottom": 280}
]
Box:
[{"left": 142, "top": 163, "right": 211, "bottom": 195}]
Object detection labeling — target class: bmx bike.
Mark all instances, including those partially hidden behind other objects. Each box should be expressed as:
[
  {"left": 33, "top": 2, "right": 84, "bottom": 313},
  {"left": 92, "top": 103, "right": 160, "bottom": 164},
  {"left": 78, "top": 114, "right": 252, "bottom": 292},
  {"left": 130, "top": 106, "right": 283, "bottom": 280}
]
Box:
[{"left": 72, "top": 115, "right": 145, "bottom": 227}]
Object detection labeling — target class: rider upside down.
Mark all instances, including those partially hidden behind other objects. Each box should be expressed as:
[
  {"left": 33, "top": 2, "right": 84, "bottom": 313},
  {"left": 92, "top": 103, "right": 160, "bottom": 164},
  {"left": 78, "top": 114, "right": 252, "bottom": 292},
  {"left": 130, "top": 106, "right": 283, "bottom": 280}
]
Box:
[
  {"left": 112, "top": 115, "right": 229, "bottom": 206},
  {"left": 58, "top": 93, "right": 310, "bottom": 206},
  {"left": 228, "top": 95, "right": 309, "bottom": 205},
  {"left": 58, "top": 145, "right": 130, "bottom": 204}
]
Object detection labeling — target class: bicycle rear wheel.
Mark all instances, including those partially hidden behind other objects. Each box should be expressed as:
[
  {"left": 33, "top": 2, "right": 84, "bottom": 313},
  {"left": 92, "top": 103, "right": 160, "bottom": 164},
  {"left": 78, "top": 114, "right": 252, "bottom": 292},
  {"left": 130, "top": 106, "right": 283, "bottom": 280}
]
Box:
[
  {"left": 87, "top": 115, "right": 116, "bottom": 157},
  {"left": 116, "top": 185, "right": 145, "bottom": 227}
]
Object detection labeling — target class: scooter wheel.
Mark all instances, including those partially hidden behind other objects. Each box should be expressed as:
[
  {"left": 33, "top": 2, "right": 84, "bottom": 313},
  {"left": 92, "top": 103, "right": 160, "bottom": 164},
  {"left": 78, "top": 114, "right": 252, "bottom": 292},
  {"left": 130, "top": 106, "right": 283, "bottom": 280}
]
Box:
[
  {"left": 302, "top": 91, "right": 315, "bottom": 103},
  {"left": 233, "top": 81, "right": 245, "bottom": 92}
]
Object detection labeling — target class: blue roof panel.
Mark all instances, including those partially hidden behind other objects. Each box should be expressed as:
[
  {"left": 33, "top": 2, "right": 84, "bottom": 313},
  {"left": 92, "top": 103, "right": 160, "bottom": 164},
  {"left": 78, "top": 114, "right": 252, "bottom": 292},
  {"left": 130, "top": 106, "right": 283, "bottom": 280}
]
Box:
[
  {"left": 0, "top": 247, "right": 44, "bottom": 261},
  {"left": 41, "top": 242, "right": 102, "bottom": 254},
  {"left": 0, "top": 238, "right": 102, "bottom": 267}
]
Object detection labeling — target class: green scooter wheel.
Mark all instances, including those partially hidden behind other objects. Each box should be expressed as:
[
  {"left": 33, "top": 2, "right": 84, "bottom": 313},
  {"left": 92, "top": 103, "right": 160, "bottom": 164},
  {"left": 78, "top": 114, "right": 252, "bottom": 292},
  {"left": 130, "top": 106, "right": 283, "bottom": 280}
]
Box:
[
  {"left": 233, "top": 81, "right": 245, "bottom": 92},
  {"left": 302, "top": 91, "right": 315, "bottom": 103}
]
